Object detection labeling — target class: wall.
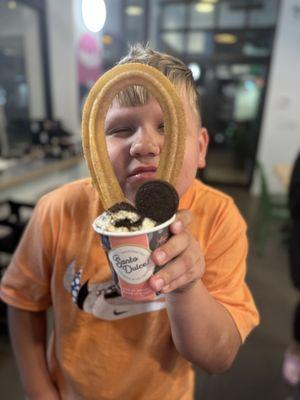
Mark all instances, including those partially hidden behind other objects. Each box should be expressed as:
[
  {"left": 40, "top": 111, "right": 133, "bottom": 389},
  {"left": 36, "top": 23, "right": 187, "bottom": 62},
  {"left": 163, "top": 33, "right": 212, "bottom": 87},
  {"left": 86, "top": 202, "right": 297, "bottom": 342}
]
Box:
[
  {"left": 254, "top": 0, "right": 300, "bottom": 194},
  {"left": 22, "top": 7, "right": 45, "bottom": 119},
  {"left": 46, "top": 0, "right": 80, "bottom": 136}
]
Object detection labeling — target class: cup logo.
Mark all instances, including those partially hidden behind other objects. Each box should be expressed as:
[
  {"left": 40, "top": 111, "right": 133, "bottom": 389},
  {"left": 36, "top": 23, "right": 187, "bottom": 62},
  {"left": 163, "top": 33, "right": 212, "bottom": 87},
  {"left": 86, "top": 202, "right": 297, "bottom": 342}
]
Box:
[{"left": 108, "top": 246, "right": 155, "bottom": 284}]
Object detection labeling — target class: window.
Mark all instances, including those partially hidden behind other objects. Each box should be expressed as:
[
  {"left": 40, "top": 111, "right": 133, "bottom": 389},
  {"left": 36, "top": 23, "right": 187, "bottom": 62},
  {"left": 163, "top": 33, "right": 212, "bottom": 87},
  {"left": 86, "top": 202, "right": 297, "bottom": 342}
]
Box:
[
  {"left": 0, "top": 1, "right": 45, "bottom": 155},
  {"left": 249, "top": 0, "right": 280, "bottom": 28},
  {"left": 218, "top": 0, "right": 247, "bottom": 28},
  {"left": 187, "top": 32, "right": 214, "bottom": 55},
  {"left": 161, "top": 32, "right": 185, "bottom": 54},
  {"left": 161, "top": 3, "right": 186, "bottom": 29},
  {"left": 189, "top": 2, "right": 215, "bottom": 29},
  {"left": 125, "top": 0, "right": 146, "bottom": 44}
]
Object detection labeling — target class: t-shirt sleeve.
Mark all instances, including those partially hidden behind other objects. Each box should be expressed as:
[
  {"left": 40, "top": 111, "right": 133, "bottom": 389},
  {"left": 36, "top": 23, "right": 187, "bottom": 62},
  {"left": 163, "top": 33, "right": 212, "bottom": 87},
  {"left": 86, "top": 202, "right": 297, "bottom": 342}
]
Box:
[
  {"left": 202, "top": 198, "right": 259, "bottom": 342},
  {"left": 0, "top": 195, "right": 57, "bottom": 311}
]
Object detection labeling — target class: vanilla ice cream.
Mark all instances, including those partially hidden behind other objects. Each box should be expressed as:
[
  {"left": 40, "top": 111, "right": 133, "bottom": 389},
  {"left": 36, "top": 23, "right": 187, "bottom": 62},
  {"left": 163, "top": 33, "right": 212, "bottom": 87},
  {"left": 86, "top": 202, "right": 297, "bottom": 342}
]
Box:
[{"left": 94, "top": 202, "right": 157, "bottom": 233}]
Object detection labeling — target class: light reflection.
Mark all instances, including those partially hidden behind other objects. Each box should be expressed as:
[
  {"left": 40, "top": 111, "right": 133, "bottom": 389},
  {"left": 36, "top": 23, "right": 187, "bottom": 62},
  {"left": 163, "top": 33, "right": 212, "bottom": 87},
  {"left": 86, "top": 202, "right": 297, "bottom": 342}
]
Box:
[
  {"left": 214, "top": 33, "right": 237, "bottom": 44},
  {"left": 82, "top": 0, "right": 107, "bottom": 32},
  {"left": 188, "top": 63, "right": 201, "bottom": 81},
  {"left": 7, "top": 0, "right": 17, "bottom": 10},
  {"left": 195, "top": 3, "right": 214, "bottom": 13},
  {"left": 126, "top": 6, "right": 143, "bottom": 16}
]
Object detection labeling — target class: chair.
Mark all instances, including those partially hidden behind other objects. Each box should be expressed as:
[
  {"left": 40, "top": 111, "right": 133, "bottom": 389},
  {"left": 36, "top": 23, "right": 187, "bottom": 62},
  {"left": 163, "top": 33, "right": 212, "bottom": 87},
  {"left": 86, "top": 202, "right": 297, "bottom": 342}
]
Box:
[
  {"left": 254, "top": 162, "right": 290, "bottom": 254},
  {"left": 0, "top": 200, "right": 35, "bottom": 255},
  {"left": 0, "top": 200, "right": 35, "bottom": 334}
]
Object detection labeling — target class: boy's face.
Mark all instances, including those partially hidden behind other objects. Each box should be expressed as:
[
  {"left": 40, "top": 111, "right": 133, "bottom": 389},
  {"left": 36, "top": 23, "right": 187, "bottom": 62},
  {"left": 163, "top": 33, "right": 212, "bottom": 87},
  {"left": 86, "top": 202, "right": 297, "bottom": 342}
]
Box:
[{"left": 104, "top": 90, "right": 208, "bottom": 204}]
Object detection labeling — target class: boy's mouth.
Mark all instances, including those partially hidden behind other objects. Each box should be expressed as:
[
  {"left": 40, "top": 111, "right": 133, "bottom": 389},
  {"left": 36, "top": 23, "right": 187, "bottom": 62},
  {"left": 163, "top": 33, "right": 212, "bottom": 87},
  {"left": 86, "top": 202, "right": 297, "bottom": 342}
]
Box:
[{"left": 127, "top": 166, "right": 157, "bottom": 183}]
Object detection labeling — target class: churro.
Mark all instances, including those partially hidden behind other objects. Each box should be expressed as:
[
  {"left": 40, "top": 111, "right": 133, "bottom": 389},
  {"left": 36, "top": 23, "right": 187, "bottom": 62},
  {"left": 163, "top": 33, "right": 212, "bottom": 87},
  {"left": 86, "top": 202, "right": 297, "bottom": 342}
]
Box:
[{"left": 82, "top": 63, "right": 186, "bottom": 209}]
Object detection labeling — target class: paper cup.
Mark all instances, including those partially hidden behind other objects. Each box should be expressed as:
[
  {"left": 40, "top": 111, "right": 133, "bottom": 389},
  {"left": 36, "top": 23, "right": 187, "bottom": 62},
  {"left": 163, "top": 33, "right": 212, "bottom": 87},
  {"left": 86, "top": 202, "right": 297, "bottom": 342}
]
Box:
[{"left": 93, "top": 214, "right": 175, "bottom": 301}]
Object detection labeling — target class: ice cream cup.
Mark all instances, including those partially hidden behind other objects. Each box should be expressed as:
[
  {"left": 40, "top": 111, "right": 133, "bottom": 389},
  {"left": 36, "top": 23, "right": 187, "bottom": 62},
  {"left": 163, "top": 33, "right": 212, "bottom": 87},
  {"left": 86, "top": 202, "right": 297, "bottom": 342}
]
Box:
[{"left": 93, "top": 214, "right": 176, "bottom": 301}]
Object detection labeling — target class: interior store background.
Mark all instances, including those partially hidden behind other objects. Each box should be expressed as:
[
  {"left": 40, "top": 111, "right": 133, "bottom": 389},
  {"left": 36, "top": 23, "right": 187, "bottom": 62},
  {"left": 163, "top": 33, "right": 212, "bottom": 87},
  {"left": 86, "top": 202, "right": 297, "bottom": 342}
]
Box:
[{"left": 0, "top": 0, "right": 300, "bottom": 399}]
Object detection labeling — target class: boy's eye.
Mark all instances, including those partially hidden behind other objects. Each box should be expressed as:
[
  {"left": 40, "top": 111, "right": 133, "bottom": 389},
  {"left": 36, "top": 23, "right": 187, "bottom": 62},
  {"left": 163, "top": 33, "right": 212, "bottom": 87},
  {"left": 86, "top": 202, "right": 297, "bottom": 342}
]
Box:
[
  {"left": 105, "top": 127, "right": 133, "bottom": 137},
  {"left": 158, "top": 123, "right": 164, "bottom": 133}
]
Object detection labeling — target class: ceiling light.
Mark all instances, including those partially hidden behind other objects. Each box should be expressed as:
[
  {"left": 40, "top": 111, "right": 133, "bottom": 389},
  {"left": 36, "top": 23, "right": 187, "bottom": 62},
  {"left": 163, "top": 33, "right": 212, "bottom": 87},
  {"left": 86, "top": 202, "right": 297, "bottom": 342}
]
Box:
[
  {"left": 214, "top": 33, "right": 237, "bottom": 44},
  {"left": 195, "top": 3, "right": 214, "bottom": 13},
  {"left": 82, "top": 0, "right": 107, "bottom": 33},
  {"left": 126, "top": 6, "right": 143, "bottom": 16}
]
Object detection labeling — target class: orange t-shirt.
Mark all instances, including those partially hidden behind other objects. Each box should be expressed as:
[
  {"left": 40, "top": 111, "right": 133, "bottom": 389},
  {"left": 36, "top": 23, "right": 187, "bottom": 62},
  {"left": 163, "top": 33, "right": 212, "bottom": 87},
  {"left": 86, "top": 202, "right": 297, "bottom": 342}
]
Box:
[{"left": 0, "top": 178, "right": 259, "bottom": 400}]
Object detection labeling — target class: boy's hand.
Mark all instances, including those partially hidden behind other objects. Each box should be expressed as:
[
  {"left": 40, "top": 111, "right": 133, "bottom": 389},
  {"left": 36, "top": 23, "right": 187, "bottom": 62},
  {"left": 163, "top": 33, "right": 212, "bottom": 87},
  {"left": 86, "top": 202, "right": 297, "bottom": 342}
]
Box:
[
  {"left": 149, "top": 210, "right": 205, "bottom": 294},
  {"left": 26, "top": 388, "right": 60, "bottom": 400}
]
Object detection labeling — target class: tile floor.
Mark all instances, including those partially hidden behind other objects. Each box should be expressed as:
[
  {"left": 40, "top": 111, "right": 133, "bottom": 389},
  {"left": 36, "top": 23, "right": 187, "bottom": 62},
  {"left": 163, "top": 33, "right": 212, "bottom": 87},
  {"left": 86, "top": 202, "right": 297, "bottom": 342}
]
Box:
[{"left": 0, "top": 185, "right": 299, "bottom": 399}]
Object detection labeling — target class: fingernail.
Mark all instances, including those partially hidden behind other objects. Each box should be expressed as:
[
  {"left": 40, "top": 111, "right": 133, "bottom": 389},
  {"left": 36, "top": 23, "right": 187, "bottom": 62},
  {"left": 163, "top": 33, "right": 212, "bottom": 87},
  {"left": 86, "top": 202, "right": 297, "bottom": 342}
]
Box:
[
  {"left": 155, "top": 250, "right": 166, "bottom": 264},
  {"left": 153, "top": 278, "right": 164, "bottom": 291}
]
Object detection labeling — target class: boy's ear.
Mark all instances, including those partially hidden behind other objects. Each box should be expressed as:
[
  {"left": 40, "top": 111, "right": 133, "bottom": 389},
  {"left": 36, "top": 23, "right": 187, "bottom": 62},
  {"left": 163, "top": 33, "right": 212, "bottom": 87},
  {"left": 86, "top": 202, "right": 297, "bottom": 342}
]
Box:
[{"left": 197, "top": 127, "right": 209, "bottom": 169}]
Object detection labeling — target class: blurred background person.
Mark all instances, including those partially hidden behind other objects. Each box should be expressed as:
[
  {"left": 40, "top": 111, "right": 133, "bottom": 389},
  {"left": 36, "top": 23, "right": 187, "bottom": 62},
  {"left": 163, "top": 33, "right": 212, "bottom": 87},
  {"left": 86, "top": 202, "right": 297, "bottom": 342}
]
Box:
[{"left": 283, "top": 152, "right": 300, "bottom": 389}]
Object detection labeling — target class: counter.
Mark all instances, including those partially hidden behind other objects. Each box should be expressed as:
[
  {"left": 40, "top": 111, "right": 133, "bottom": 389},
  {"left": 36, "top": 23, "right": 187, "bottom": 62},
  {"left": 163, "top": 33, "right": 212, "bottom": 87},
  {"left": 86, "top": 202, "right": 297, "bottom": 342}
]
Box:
[{"left": 0, "top": 155, "right": 88, "bottom": 202}]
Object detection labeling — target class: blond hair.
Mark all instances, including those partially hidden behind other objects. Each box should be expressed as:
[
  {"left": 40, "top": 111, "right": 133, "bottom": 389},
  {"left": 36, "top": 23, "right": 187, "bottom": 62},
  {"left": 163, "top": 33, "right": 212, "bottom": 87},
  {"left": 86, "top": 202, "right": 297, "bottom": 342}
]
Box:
[{"left": 114, "top": 44, "right": 201, "bottom": 124}]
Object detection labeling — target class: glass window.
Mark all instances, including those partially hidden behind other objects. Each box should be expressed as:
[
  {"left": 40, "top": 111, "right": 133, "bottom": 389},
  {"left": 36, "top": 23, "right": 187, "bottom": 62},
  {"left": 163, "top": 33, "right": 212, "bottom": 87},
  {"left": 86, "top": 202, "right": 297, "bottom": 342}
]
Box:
[
  {"left": 102, "top": 0, "right": 124, "bottom": 68},
  {"left": 187, "top": 32, "right": 214, "bottom": 55},
  {"left": 212, "top": 30, "right": 273, "bottom": 58},
  {"left": 0, "top": 1, "right": 45, "bottom": 155},
  {"left": 203, "top": 62, "right": 267, "bottom": 185},
  {"left": 125, "top": 0, "right": 146, "bottom": 45},
  {"left": 214, "top": 31, "right": 243, "bottom": 56},
  {"left": 189, "top": 1, "right": 215, "bottom": 28},
  {"left": 161, "top": 3, "right": 186, "bottom": 29},
  {"left": 218, "top": 0, "right": 247, "bottom": 28},
  {"left": 249, "top": 0, "right": 279, "bottom": 27},
  {"left": 242, "top": 30, "right": 273, "bottom": 57},
  {"left": 148, "top": 0, "right": 160, "bottom": 47},
  {"left": 161, "top": 32, "right": 185, "bottom": 54}
]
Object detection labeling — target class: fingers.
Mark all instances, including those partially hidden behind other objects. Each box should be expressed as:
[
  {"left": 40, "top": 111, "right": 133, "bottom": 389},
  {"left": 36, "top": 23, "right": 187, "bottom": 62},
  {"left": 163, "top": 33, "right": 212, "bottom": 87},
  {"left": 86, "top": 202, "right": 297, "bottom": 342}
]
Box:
[
  {"left": 151, "top": 229, "right": 190, "bottom": 266},
  {"left": 150, "top": 250, "right": 203, "bottom": 293},
  {"left": 156, "top": 272, "right": 199, "bottom": 294},
  {"left": 149, "top": 209, "right": 205, "bottom": 294},
  {"left": 151, "top": 210, "right": 192, "bottom": 265},
  {"left": 169, "top": 209, "right": 192, "bottom": 235}
]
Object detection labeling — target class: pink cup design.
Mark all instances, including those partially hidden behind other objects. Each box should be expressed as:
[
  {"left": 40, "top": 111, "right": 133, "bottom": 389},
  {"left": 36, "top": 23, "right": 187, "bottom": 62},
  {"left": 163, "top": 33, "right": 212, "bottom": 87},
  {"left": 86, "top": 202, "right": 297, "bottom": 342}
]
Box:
[{"left": 93, "top": 215, "right": 175, "bottom": 301}]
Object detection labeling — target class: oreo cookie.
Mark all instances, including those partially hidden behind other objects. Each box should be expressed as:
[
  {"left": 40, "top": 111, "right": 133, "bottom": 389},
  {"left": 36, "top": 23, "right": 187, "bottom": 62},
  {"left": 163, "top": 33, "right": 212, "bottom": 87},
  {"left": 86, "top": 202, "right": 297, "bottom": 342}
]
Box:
[
  {"left": 106, "top": 201, "right": 144, "bottom": 230},
  {"left": 135, "top": 180, "right": 179, "bottom": 224},
  {"left": 108, "top": 201, "right": 137, "bottom": 214}
]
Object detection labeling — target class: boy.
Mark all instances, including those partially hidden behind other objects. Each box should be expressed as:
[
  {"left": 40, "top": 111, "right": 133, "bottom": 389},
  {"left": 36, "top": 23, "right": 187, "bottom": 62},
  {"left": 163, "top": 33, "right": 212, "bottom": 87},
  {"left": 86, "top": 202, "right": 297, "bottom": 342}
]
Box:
[{"left": 0, "top": 45, "right": 259, "bottom": 400}]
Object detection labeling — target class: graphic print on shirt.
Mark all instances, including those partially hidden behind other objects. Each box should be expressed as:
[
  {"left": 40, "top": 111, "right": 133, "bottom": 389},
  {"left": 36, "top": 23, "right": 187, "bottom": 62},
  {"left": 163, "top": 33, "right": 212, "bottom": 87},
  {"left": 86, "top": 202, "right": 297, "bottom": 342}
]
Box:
[{"left": 63, "top": 260, "right": 166, "bottom": 320}]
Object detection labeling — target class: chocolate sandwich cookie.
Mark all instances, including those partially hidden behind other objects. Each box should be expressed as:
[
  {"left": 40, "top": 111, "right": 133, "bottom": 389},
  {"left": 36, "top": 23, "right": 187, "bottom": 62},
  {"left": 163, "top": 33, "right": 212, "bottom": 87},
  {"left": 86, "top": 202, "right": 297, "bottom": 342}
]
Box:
[
  {"left": 107, "top": 201, "right": 137, "bottom": 214},
  {"left": 135, "top": 180, "right": 179, "bottom": 224},
  {"left": 107, "top": 201, "right": 144, "bottom": 230}
]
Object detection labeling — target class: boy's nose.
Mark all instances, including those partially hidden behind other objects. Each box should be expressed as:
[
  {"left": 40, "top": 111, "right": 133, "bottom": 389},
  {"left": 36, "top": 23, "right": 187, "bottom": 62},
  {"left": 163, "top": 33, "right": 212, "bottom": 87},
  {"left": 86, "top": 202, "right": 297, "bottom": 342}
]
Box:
[{"left": 129, "top": 128, "right": 163, "bottom": 158}]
